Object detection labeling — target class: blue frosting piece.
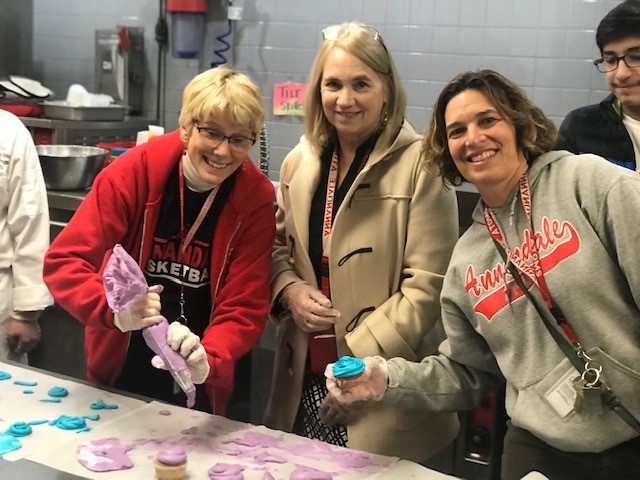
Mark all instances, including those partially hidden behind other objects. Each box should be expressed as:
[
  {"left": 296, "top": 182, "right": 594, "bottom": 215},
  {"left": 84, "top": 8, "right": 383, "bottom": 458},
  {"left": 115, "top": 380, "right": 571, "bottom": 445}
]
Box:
[
  {"left": 49, "top": 415, "right": 87, "bottom": 430},
  {"left": 0, "top": 434, "right": 21, "bottom": 456},
  {"left": 332, "top": 356, "right": 365, "bottom": 378},
  {"left": 48, "top": 386, "right": 69, "bottom": 398},
  {"left": 90, "top": 399, "right": 119, "bottom": 410},
  {"left": 6, "top": 422, "right": 32, "bottom": 437},
  {"left": 29, "top": 420, "right": 48, "bottom": 426},
  {"left": 13, "top": 380, "right": 37, "bottom": 387},
  {"left": 0, "top": 371, "right": 12, "bottom": 381}
]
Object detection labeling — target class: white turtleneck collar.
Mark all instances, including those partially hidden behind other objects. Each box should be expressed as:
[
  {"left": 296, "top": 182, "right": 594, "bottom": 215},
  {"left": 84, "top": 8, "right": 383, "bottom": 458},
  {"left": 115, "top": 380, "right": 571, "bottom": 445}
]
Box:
[{"left": 182, "top": 153, "right": 217, "bottom": 192}]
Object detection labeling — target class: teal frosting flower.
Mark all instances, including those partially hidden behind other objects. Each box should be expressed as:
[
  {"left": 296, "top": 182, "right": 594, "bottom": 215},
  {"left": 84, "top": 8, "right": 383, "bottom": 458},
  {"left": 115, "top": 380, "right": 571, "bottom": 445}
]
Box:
[{"left": 332, "top": 356, "right": 365, "bottom": 378}]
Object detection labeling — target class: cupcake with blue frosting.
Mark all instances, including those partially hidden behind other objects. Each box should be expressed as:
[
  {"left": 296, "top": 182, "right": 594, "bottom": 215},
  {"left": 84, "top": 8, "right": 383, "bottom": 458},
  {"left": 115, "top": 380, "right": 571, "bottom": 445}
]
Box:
[{"left": 332, "top": 356, "right": 366, "bottom": 388}]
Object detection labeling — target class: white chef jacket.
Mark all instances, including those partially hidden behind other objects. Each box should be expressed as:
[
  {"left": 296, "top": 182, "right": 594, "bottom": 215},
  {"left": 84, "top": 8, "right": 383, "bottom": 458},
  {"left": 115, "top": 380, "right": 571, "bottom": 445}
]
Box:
[{"left": 0, "top": 110, "right": 53, "bottom": 360}]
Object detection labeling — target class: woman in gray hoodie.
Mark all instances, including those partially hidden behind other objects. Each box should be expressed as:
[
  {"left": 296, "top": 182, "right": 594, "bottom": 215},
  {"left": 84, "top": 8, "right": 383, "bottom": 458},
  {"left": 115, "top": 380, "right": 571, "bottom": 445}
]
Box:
[{"left": 324, "top": 69, "right": 640, "bottom": 480}]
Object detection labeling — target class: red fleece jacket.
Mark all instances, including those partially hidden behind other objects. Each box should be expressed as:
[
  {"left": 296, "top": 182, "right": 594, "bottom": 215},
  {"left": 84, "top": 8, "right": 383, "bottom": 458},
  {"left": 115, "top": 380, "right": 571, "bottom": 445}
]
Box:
[{"left": 43, "top": 130, "right": 275, "bottom": 415}]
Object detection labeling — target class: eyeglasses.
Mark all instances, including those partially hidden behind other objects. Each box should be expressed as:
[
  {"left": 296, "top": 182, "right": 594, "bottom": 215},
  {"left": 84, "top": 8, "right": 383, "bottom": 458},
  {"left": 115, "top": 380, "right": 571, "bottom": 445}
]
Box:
[
  {"left": 194, "top": 124, "right": 255, "bottom": 151},
  {"left": 322, "top": 24, "right": 387, "bottom": 50},
  {"left": 594, "top": 50, "right": 640, "bottom": 73}
]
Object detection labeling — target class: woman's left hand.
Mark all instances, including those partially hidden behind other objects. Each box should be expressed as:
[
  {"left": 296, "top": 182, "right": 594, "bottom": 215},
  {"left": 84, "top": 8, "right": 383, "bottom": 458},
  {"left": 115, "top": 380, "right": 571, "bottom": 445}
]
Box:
[
  {"left": 151, "top": 321, "right": 211, "bottom": 384},
  {"left": 319, "top": 391, "right": 361, "bottom": 426}
]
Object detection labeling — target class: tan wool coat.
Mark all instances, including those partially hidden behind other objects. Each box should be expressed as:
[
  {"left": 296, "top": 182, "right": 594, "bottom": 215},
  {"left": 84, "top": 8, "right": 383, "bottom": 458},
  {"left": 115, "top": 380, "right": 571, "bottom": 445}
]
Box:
[{"left": 264, "top": 121, "right": 460, "bottom": 462}]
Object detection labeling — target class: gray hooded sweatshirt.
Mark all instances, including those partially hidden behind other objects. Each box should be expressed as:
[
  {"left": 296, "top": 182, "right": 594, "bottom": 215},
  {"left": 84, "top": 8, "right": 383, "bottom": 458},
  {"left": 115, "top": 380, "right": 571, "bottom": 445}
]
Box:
[{"left": 385, "top": 150, "right": 640, "bottom": 453}]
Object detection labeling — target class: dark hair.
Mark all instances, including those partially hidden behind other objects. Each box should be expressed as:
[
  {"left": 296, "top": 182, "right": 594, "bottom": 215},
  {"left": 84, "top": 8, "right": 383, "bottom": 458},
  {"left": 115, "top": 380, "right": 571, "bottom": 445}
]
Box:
[
  {"left": 421, "top": 70, "right": 557, "bottom": 186},
  {"left": 596, "top": 0, "right": 640, "bottom": 54}
]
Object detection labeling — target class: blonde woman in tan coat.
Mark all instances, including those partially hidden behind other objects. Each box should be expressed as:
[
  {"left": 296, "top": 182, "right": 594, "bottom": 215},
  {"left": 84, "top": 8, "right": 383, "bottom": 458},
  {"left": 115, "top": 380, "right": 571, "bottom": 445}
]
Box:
[{"left": 264, "top": 22, "right": 459, "bottom": 463}]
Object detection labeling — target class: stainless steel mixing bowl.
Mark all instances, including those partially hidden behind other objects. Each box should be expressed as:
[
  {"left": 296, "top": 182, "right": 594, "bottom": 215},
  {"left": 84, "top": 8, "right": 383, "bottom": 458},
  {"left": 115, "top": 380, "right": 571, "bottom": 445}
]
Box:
[{"left": 36, "top": 145, "right": 108, "bottom": 190}]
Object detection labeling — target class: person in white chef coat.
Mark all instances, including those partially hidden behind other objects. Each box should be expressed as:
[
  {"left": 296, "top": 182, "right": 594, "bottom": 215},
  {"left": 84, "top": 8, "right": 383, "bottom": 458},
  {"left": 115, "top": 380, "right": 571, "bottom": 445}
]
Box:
[{"left": 0, "top": 109, "right": 53, "bottom": 362}]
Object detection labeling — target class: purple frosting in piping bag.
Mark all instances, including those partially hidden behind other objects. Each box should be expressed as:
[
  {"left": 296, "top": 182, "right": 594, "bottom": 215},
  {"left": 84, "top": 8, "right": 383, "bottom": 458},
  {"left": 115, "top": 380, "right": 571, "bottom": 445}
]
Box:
[{"left": 103, "top": 244, "right": 196, "bottom": 408}]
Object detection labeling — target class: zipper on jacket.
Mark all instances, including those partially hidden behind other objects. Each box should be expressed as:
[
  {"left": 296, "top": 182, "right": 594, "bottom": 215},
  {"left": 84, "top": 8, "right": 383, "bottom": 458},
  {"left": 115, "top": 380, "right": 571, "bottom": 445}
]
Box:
[
  {"left": 213, "top": 220, "right": 242, "bottom": 304},
  {"left": 346, "top": 306, "right": 375, "bottom": 332},
  {"left": 338, "top": 247, "right": 373, "bottom": 266}
]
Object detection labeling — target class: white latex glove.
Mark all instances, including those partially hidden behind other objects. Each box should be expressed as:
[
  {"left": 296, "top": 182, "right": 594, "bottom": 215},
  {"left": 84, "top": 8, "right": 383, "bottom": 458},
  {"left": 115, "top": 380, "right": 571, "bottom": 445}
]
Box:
[
  {"left": 279, "top": 282, "right": 340, "bottom": 333},
  {"left": 319, "top": 391, "right": 362, "bottom": 426},
  {"left": 113, "top": 285, "right": 164, "bottom": 332},
  {"left": 151, "top": 321, "right": 210, "bottom": 384},
  {"left": 325, "top": 356, "right": 389, "bottom": 405}
]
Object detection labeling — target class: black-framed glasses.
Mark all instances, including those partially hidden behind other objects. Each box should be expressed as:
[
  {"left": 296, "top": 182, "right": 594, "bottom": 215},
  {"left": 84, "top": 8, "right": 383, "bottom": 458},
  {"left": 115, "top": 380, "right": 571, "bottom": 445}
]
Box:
[
  {"left": 594, "top": 50, "right": 640, "bottom": 73},
  {"left": 322, "top": 24, "right": 387, "bottom": 51},
  {"left": 194, "top": 123, "right": 255, "bottom": 151}
]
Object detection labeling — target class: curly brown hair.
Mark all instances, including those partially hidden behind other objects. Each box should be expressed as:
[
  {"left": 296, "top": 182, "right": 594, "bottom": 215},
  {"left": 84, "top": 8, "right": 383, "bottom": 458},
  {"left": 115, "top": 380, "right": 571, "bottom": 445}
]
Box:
[{"left": 421, "top": 70, "right": 557, "bottom": 185}]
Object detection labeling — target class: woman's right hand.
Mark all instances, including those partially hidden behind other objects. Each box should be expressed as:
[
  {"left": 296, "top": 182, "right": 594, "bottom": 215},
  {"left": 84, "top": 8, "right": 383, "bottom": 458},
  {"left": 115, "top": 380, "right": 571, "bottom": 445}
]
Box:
[
  {"left": 113, "top": 284, "right": 164, "bottom": 332},
  {"left": 280, "top": 282, "right": 340, "bottom": 333}
]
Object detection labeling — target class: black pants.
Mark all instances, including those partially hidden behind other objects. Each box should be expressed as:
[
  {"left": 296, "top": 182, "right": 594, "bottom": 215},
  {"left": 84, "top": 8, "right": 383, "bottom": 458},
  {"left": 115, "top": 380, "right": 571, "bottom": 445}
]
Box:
[{"left": 501, "top": 423, "right": 640, "bottom": 480}]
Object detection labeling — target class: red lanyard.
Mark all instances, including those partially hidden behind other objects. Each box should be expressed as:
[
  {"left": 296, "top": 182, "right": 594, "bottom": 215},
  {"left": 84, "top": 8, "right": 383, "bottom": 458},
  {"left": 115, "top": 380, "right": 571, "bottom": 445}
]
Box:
[
  {"left": 178, "top": 157, "right": 219, "bottom": 254},
  {"left": 321, "top": 146, "right": 370, "bottom": 256},
  {"left": 484, "top": 173, "right": 578, "bottom": 344},
  {"left": 483, "top": 173, "right": 553, "bottom": 309},
  {"left": 175, "top": 156, "right": 218, "bottom": 324}
]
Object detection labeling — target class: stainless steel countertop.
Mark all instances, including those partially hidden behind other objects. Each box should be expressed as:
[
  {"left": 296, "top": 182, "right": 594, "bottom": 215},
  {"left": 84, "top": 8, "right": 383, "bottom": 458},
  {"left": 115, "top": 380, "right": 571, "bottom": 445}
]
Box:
[
  {"left": 47, "top": 189, "right": 88, "bottom": 212},
  {"left": 47, "top": 181, "right": 280, "bottom": 213},
  {"left": 20, "top": 116, "right": 156, "bottom": 130}
]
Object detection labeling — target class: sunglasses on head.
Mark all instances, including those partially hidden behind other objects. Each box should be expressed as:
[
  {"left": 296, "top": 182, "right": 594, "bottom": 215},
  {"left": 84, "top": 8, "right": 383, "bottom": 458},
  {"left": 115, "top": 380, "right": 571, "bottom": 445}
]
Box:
[{"left": 322, "top": 24, "right": 387, "bottom": 50}]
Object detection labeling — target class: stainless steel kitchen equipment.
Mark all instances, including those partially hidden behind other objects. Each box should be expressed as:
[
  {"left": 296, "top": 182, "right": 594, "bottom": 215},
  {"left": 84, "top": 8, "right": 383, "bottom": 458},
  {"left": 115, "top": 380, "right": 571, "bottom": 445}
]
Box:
[
  {"left": 36, "top": 145, "right": 108, "bottom": 190},
  {"left": 41, "top": 100, "right": 126, "bottom": 121},
  {"left": 95, "top": 27, "right": 144, "bottom": 114},
  {"left": 19, "top": 115, "right": 154, "bottom": 146}
]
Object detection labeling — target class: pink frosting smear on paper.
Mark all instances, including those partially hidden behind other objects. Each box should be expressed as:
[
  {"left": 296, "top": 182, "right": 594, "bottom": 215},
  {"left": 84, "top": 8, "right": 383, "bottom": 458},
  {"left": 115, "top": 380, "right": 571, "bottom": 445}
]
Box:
[
  {"left": 208, "top": 462, "right": 245, "bottom": 479},
  {"left": 76, "top": 437, "right": 134, "bottom": 472},
  {"left": 289, "top": 465, "right": 334, "bottom": 479},
  {"left": 103, "top": 244, "right": 196, "bottom": 408}
]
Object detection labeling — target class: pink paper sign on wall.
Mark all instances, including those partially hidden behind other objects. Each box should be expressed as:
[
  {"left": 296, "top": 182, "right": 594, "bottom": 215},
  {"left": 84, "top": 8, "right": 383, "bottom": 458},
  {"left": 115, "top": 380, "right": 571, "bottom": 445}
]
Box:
[{"left": 273, "top": 82, "right": 309, "bottom": 116}]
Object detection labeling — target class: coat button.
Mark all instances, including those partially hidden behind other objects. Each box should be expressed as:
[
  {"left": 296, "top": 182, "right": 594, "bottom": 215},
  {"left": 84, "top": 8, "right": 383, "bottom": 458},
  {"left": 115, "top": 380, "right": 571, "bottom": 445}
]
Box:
[{"left": 288, "top": 257, "right": 295, "bottom": 264}]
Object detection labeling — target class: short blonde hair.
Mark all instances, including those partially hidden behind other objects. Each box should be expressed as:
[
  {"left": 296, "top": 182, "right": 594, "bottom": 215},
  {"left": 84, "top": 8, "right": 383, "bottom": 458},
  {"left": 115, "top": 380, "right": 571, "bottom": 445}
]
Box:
[
  {"left": 303, "top": 23, "right": 407, "bottom": 155},
  {"left": 422, "top": 69, "right": 557, "bottom": 185},
  {"left": 179, "top": 66, "right": 264, "bottom": 139}
]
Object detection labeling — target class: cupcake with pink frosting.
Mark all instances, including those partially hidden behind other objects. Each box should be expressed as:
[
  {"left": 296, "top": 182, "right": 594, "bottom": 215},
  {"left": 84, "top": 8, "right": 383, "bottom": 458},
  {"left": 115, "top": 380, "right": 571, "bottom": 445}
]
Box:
[{"left": 154, "top": 446, "right": 187, "bottom": 480}]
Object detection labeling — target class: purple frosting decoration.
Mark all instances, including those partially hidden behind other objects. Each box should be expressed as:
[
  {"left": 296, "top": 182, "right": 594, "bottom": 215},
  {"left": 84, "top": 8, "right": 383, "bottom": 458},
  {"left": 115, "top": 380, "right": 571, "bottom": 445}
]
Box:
[
  {"left": 76, "top": 438, "right": 134, "bottom": 472},
  {"left": 103, "top": 244, "right": 149, "bottom": 313},
  {"left": 102, "top": 244, "right": 196, "bottom": 408},
  {"left": 208, "top": 463, "right": 245, "bottom": 480},
  {"left": 289, "top": 466, "right": 334, "bottom": 479},
  {"left": 156, "top": 446, "right": 187, "bottom": 465}
]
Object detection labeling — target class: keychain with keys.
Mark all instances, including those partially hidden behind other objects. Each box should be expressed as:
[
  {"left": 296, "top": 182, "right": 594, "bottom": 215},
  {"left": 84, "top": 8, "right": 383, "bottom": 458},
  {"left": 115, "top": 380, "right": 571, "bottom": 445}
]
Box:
[
  {"left": 573, "top": 365, "right": 604, "bottom": 415},
  {"left": 176, "top": 291, "right": 188, "bottom": 325}
]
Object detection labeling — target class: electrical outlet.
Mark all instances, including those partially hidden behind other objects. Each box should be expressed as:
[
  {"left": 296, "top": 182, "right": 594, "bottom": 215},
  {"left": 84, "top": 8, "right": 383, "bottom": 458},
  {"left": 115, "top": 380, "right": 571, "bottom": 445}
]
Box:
[{"left": 228, "top": 6, "right": 243, "bottom": 20}]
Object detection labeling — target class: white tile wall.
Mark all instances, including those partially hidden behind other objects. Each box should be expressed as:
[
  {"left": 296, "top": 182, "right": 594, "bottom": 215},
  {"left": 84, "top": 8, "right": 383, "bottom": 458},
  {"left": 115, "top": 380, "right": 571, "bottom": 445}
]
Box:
[{"left": 32, "top": 0, "right": 620, "bottom": 180}]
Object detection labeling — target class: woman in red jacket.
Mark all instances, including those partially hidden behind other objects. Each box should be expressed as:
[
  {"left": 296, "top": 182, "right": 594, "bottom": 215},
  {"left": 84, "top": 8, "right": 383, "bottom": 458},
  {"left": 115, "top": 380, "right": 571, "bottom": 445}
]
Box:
[{"left": 43, "top": 67, "right": 275, "bottom": 415}]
